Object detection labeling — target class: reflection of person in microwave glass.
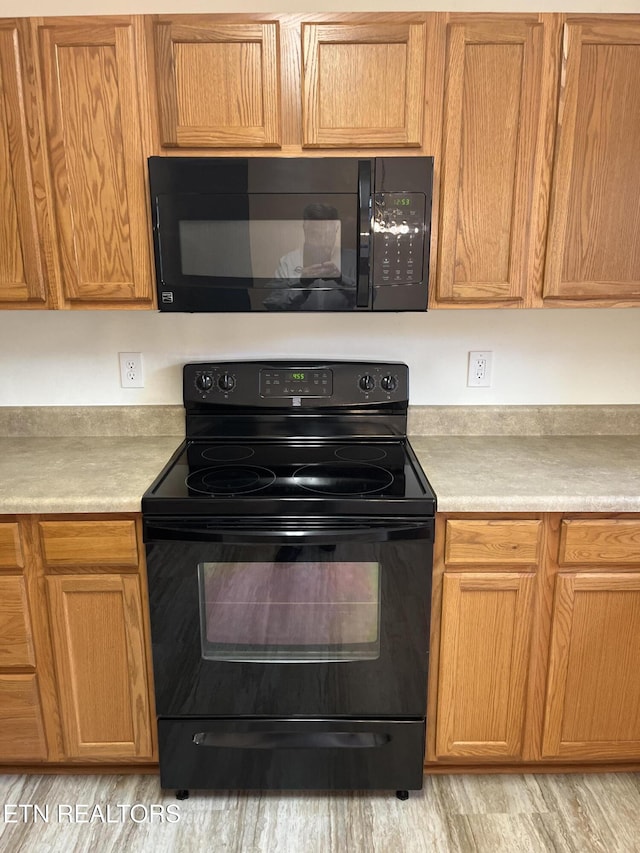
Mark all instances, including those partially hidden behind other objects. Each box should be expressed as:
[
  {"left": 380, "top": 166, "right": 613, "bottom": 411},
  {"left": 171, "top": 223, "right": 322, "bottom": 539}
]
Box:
[{"left": 264, "top": 203, "right": 357, "bottom": 310}]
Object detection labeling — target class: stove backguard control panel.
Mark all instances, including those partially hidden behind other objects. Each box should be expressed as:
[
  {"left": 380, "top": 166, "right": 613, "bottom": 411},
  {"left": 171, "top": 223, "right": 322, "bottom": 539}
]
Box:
[{"left": 184, "top": 361, "right": 408, "bottom": 407}]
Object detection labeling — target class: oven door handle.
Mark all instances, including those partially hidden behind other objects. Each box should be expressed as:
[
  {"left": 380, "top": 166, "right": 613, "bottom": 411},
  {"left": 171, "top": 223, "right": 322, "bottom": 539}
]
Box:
[{"left": 144, "top": 520, "right": 432, "bottom": 545}]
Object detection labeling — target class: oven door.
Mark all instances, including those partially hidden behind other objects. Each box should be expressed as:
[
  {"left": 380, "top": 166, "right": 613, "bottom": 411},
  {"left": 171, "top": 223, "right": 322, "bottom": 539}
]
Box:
[{"left": 144, "top": 516, "right": 433, "bottom": 719}]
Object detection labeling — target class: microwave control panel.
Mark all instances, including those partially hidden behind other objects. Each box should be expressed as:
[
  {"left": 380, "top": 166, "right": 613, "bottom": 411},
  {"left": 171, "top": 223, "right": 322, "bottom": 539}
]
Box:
[{"left": 372, "top": 192, "right": 426, "bottom": 286}]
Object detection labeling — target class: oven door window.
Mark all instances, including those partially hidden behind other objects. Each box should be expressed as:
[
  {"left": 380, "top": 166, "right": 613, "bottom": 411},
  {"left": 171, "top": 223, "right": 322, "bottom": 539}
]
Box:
[{"left": 198, "top": 560, "right": 380, "bottom": 662}]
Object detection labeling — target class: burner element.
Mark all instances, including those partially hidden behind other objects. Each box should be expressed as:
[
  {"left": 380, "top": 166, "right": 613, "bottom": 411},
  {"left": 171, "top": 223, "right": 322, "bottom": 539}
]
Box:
[
  {"left": 293, "top": 462, "right": 394, "bottom": 496},
  {"left": 187, "top": 465, "right": 276, "bottom": 496},
  {"left": 202, "top": 445, "right": 255, "bottom": 463},
  {"left": 335, "top": 445, "right": 388, "bottom": 463}
]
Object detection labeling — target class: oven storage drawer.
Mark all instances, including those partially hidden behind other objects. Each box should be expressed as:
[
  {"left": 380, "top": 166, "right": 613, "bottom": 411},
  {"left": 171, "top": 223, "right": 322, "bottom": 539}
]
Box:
[{"left": 157, "top": 717, "right": 426, "bottom": 791}]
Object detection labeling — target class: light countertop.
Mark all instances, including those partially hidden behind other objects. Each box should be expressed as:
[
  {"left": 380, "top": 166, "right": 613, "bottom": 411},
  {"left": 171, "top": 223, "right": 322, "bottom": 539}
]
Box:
[
  {"left": 0, "top": 436, "right": 182, "bottom": 514},
  {"left": 0, "top": 433, "right": 639, "bottom": 514},
  {"left": 409, "top": 434, "right": 640, "bottom": 513}
]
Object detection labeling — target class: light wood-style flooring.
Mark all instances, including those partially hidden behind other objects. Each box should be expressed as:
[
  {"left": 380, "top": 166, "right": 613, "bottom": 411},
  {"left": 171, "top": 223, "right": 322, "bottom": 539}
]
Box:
[{"left": 1, "top": 772, "right": 639, "bottom": 852}]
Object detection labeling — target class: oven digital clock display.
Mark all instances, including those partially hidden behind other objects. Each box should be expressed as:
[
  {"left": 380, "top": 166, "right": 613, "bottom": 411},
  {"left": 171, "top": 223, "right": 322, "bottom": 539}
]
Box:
[{"left": 260, "top": 368, "right": 333, "bottom": 398}]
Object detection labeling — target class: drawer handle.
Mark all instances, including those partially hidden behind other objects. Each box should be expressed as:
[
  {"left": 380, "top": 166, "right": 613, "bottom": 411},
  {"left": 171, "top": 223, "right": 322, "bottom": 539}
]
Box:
[{"left": 193, "top": 731, "right": 391, "bottom": 749}]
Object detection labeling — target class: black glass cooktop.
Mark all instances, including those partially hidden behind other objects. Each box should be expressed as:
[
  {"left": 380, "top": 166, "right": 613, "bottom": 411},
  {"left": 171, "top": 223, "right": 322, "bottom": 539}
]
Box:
[{"left": 143, "top": 439, "right": 436, "bottom": 516}]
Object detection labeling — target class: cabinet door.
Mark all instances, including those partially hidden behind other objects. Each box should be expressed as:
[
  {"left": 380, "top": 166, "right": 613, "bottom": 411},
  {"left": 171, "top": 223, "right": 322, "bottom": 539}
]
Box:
[
  {"left": 302, "top": 20, "right": 428, "bottom": 148},
  {"left": 36, "top": 17, "right": 153, "bottom": 307},
  {"left": 151, "top": 17, "right": 280, "bottom": 148},
  {"left": 47, "top": 573, "right": 153, "bottom": 761},
  {"left": 436, "top": 18, "right": 554, "bottom": 306},
  {"left": 435, "top": 571, "right": 535, "bottom": 759},
  {"left": 542, "top": 572, "right": 640, "bottom": 759},
  {"left": 0, "top": 20, "right": 50, "bottom": 307},
  {"left": 0, "top": 674, "right": 47, "bottom": 761},
  {"left": 0, "top": 521, "right": 24, "bottom": 569},
  {"left": 543, "top": 21, "right": 640, "bottom": 304}
]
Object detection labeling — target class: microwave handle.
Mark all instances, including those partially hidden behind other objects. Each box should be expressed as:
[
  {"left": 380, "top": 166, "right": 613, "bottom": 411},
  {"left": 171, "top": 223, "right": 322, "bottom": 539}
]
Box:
[{"left": 357, "top": 160, "right": 372, "bottom": 308}]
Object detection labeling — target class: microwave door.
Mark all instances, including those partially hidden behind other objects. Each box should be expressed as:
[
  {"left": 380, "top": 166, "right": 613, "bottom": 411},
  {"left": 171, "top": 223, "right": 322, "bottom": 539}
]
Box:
[{"left": 153, "top": 192, "right": 360, "bottom": 312}]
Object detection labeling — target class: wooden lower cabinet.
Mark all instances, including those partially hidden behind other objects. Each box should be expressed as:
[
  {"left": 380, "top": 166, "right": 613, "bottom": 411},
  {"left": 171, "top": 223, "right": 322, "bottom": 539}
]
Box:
[
  {"left": 428, "top": 513, "right": 640, "bottom": 769},
  {"left": 47, "top": 573, "right": 153, "bottom": 761},
  {"left": 436, "top": 571, "right": 535, "bottom": 759},
  {"left": 0, "top": 514, "right": 155, "bottom": 767},
  {"left": 542, "top": 571, "right": 640, "bottom": 760}
]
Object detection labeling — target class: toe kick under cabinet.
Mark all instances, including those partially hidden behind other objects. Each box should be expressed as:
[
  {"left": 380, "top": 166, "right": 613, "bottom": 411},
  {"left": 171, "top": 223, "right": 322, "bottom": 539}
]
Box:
[
  {"left": 427, "top": 513, "right": 640, "bottom": 771},
  {"left": 0, "top": 515, "right": 156, "bottom": 767}
]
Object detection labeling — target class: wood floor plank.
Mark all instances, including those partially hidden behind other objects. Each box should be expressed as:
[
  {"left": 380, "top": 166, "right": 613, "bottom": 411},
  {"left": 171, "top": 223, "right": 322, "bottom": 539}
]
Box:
[{"left": 1, "top": 773, "right": 639, "bottom": 852}]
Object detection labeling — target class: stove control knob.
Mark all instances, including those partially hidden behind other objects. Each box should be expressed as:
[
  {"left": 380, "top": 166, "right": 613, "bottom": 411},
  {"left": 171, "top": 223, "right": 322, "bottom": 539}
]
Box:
[
  {"left": 359, "top": 374, "right": 375, "bottom": 392},
  {"left": 218, "top": 373, "right": 236, "bottom": 392},
  {"left": 381, "top": 374, "right": 398, "bottom": 392},
  {"left": 196, "top": 373, "right": 213, "bottom": 391}
]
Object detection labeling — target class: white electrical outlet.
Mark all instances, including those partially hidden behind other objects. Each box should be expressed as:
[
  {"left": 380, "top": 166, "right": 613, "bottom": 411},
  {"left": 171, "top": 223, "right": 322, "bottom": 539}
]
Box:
[
  {"left": 119, "top": 352, "right": 144, "bottom": 388},
  {"left": 467, "top": 351, "right": 492, "bottom": 387}
]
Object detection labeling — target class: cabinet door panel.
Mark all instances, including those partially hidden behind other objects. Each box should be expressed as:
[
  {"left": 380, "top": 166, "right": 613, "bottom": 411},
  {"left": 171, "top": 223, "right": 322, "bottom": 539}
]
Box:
[
  {"left": 436, "top": 571, "right": 534, "bottom": 759},
  {"left": 36, "top": 18, "right": 152, "bottom": 306},
  {"left": 0, "top": 674, "right": 47, "bottom": 761},
  {"left": 302, "top": 22, "right": 427, "bottom": 147},
  {"left": 437, "top": 19, "right": 552, "bottom": 305},
  {"left": 544, "top": 22, "right": 640, "bottom": 303},
  {"left": 153, "top": 18, "right": 280, "bottom": 148},
  {"left": 0, "top": 576, "right": 35, "bottom": 668},
  {"left": 0, "top": 522, "right": 24, "bottom": 569},
  {"left": 47, "top": 574, "right": 153, "bottom": 760},
  {"left": 543, "top": 572, "right": 640, "bottom": 759},
  {"left": 0, "top": 21, "right": 49, "bottom": 306}
]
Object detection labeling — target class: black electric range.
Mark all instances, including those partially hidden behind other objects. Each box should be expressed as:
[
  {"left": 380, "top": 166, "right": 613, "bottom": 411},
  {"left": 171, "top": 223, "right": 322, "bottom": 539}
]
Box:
[
  {"left": 142, "top": 360, "right": 436, "bottom": 800},
  {"left": 142, "top": 360, "right": 436, "bottom": 518}
]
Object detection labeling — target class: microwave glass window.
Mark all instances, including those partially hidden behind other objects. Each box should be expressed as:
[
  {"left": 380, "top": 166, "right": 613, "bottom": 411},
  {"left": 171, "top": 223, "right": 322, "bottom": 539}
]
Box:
[
  {"left": 179, "top": 219, "right": 343, "bottom": 281},
  {"left": 198, "top": 560, "right": 381, "bottom": 662}
]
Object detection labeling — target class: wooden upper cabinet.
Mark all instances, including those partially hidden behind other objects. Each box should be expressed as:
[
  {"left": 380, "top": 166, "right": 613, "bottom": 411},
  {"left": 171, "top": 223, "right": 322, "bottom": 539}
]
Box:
[
  {"left": 542, "top": 572, "right": 640, "bottom": 759},
  {"left": 151, "top": 17, "right": 280, "bottom": 148},
  {"left": 302, "top": 20, "right": 429, "bottom": 148},
  {"left": 435, "top": 17, "right": 555, "bottom": 306},
  {"left": 0, "top": 20, "right": 51, "bottom": 308},
  {"left": 35, "top": 17, "right": 153, "bottom": 308},
  {"left": 543, "top": 20, "right": 640, "bottom": 305}
]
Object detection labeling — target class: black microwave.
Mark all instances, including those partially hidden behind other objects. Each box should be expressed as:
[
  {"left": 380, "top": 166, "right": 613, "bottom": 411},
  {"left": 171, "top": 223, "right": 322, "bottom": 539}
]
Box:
[{"left": 148, "top": 156, "right": 433, "bottom": 313}]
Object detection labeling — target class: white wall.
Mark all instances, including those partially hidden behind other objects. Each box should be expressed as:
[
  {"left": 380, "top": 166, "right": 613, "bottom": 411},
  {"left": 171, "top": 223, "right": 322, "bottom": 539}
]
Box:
[
  {"left": 1, "top": 309, "right": 639, "bottom": 406},
  {"left": 2, "top": 1, "right": 639, "bottom": 407}
]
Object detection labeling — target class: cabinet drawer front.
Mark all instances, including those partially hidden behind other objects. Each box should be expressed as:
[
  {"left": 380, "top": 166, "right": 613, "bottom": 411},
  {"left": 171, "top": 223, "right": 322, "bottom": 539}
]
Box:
[
  {"left": 39, "top": 521, "right": 138, "bottom": 569},
  {"left": 560, "top": 520, "right": 640, "bottom": 566},
  {"left": 0, "top": 674, "right": 47, "bottom": 761},
  {"left": 445, "top": 520, "right": 542, "bottom": 567},
  {"left": 0, "top": 523, "right": 24, "bottom": 569},
  {"left": 0, "top": 576, "right": 35, "bottom": 668}
]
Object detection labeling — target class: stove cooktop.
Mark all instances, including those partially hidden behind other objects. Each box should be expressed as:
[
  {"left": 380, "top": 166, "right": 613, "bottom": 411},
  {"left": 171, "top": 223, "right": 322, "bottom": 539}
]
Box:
[
  {"left": 142, "top": 439, "right": 436, "bottom": 517},
  {"left": 143, "top": 360, "right": 437, "bottom": 517}
]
